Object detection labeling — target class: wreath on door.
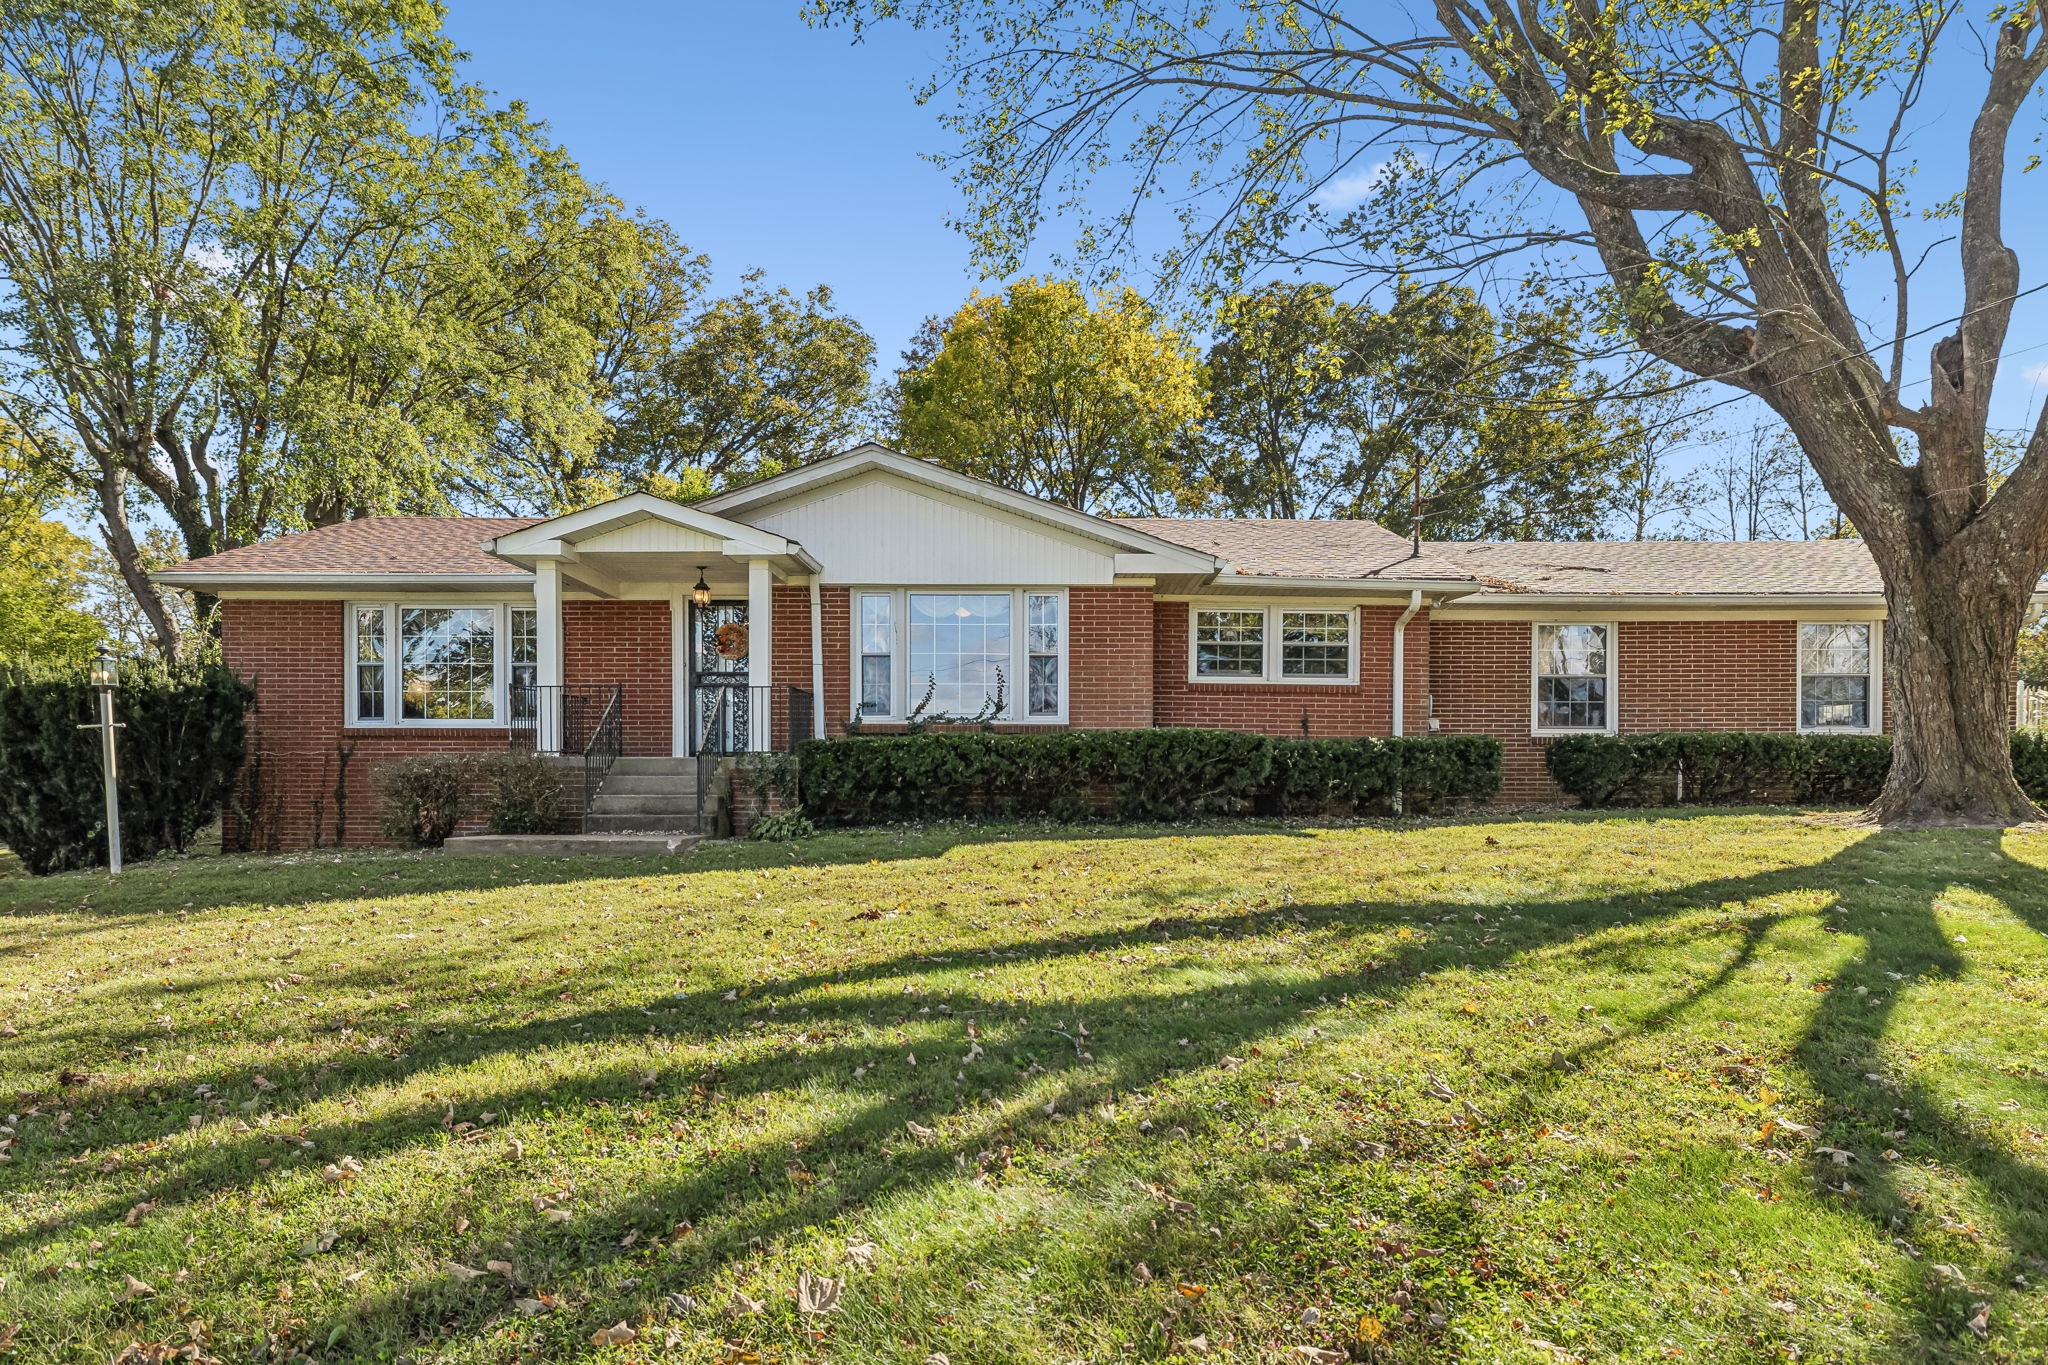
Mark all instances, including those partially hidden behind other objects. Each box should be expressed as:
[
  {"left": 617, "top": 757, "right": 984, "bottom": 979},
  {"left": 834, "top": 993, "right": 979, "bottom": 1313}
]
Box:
[{"left": 713, "top": 621, "right": 749, "bottom": 661}]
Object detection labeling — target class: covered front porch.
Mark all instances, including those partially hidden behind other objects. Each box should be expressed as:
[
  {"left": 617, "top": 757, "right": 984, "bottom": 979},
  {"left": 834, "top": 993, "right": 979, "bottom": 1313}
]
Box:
[{"left": 487, "top": 494, "right": 823, "bottom": 760}]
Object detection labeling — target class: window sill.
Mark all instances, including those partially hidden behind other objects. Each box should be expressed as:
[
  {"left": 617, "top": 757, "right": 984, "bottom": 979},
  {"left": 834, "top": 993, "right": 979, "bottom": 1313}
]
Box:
[{"left": 1185, "top": 675, "right": 1359, "bottom": 688}]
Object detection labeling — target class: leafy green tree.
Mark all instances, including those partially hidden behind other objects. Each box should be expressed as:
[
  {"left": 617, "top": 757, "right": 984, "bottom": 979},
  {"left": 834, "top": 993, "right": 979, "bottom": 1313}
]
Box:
[
  {"left": 813, "top": 0, "right": 2048, "bottom": 825},
  {"left": 1196, "top": 280, "right": 1667, "bottom": 537},
  {"left": 0, "top": 429, "right": 100, "bottom": 661},
  {"left": 469, "top": 215, "right": 877, "bottom": 515},
  {"left": 0, "top": 1, "right": 631, "bottom": 657},
  {"left": 895, "top": 277, "right": 1205, "bottom": 512}
]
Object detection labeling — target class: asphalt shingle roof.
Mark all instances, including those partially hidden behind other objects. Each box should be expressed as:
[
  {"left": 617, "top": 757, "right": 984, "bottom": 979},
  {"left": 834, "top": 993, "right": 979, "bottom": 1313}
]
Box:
[
  {"left": 161, "top": 517, "right": 537, "bottom": 577},
  {"left": 160, "top": 510, "right": 1889, "bottom": 600},
  {"left": 1429, "top": 539, "right": 1882, "bottom": 596},
  {"left": 1115, "top": 517, "right": 1476, "bottom": 582}
]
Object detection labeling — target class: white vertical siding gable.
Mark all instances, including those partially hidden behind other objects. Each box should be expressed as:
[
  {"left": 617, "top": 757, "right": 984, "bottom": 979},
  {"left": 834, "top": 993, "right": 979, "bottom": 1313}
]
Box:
[{"left": 743, "top": 472, "right": 1120, "bottom": 585}]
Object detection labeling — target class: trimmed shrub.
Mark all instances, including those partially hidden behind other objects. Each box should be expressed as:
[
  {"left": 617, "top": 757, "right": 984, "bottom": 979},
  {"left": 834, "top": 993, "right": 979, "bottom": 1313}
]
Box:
[
  {"left": 1545, "top": 731, "right": 1906, "bottom": 808},
  {"left": 748, "top": 809, "right": 818, "bottom": 842},
  {"left": 482, "top": 753, "right": 566, "bottom": 835},
  {"left": 795, "top": 728, "right": 1501, "bottom": 826},
  {"left": 376, "top": 755, "right": 479, "bottom": 847},
  {"left": 0, "top": 659, "right": 253, "bottom": 875}
]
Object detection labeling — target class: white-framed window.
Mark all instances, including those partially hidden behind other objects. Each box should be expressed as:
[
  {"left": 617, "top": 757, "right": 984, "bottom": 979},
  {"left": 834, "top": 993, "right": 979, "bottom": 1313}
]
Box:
[
  {"left": 1799, "top": 621, "right": 1880, "bottom": 732},
  {"left": 1187, "top": 603, "right": 1359, "bottom": 684},
  {"left": 1532, "top": 622, "right": 1615, "bottom": 733},
  {"left": 858, "top": 592, "right": 895, "bottom": 717},
  {"left": 850, "top": 588, "right": 1067, "bottom": 723},
  {"left": 347, "top": 601, "right": 532, "bottom": 727}
]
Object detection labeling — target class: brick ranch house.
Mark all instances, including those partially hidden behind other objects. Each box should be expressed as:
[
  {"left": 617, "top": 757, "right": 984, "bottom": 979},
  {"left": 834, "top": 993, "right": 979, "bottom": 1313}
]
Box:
[{"left": 158, "top": 444, "right": 1925, "bottom": 846}]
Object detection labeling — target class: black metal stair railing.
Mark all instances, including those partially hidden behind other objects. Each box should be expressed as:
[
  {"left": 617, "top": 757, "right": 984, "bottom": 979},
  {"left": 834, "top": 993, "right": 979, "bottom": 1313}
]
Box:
[{"left": 581, "top": 684, "right": 625, "bottom": 815}]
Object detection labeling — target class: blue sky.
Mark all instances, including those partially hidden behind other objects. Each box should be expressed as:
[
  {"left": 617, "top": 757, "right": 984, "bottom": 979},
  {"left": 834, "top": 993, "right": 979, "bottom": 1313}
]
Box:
[
  {"left": 441, "top": 2, "right": 976, "bottom": 371},
  {"left": 440, "top": 2, "right": 2048, "bottom": 450}
]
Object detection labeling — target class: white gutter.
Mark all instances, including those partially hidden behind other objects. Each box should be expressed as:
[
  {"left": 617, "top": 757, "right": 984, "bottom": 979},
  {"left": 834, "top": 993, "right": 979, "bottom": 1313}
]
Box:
[
  {"left": 1391, "top": 589, "right": 1423, "bottom": 738},
  {"left": 809, "top": 577, "right": 826, "bottom": 740}
]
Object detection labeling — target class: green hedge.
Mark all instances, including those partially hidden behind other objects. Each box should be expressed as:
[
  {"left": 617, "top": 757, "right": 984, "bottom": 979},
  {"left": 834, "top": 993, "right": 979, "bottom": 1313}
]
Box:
[
  {"left": 0, "top": 660, "right": 254, "bottom": 874},
  {"left": 795, "top": 729, "right": 1502, "bottom": 825},
  {"left": 1545, "top": 731, "right": 2048, "bottom": 808}
]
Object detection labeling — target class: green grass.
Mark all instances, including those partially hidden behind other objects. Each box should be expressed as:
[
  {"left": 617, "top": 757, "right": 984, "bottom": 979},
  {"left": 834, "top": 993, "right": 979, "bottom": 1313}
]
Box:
[{"left": 2, "top": 812, "right": 2047, "bottom": 1363}]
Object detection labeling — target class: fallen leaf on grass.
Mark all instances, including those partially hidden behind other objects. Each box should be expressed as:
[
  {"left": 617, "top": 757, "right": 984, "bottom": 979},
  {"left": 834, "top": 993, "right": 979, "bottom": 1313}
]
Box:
[
  {"left": 728, "top": 1288, "right": 765, "bottom": 1316},
  {"left": 1967, "top": 1303, "right": 1991, "bottom": 1340},
  {"left": 796, "top": 1269, "right": 844, "bottom": 1314},
  {"left": 116, "top": 1274, "right": 155, "bottom": 1301},
  {"left": 1423, "top": 1074, "right": 1458, "bottom": 1102},
  {"left": 486, "top": 1259, "right": 517, "bottom": 1281},
  {"left": 123, "top": 1201, "right": 156, "bottom": 1226},
  {"left": 445, "top": 1262, "right": 488, "bottom": 1284},
  {"left": 589, "top": 1321, "right": 637, "bottom": 1346},
  {"left": 844, "top": 1239, "right": 878, "bottom": 1271},
  {"left": 1176, "top": 1282, "right": 1208, "bottom": 1299},
  {"left": 1293, "top": 1348, "right": 1346, "bottom": 1364},
  {"left": 905, "top": 1120, "right": 939, "bottom": 1145},
  {"left": 514, "top": 1297, "right": 553, "bottom": 1317}
]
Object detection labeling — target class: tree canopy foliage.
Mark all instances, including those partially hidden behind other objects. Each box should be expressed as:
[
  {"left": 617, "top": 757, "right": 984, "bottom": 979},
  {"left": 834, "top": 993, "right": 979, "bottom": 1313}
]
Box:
[
  {"left": 894, "top": 277, "right": 1206, "bottom": 513},
  {"left": 1190, "top": 280, "right": 1681, "bottom": 537}
]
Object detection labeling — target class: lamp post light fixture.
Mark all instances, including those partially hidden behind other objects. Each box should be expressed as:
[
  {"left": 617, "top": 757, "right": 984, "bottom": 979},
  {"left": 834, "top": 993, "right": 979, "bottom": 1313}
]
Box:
[
  {"left": 691, "top": 568, "right": 713, "bottom": 610},
  {"left": 82, "top": 644, "right": 125, "bottom": 873}
]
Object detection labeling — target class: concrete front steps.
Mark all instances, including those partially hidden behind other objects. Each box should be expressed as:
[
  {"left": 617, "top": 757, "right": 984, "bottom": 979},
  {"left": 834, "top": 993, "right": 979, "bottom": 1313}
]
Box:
[
  {"left": 583, "top": 757, "right": 712, "bottom": 835},
  {"left": 443, "top": 832, "right": 700, "bottom": 857}
]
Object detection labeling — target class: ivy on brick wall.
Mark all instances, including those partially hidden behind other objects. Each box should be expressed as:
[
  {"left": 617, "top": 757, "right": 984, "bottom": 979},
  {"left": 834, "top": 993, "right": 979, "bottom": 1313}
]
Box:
[
  {"left": 795, "top": 729, "right": 1503, "bottom": 825},
  {"left": 0, "top": 660, "right": 253, "bottom": 874}
]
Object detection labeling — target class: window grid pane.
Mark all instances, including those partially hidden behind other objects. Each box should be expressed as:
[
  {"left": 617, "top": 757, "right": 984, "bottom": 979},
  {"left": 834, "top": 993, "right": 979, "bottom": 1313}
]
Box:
[
  {"left": 354, "top": 608, "right": 386, "bottom": 721},
  {"left": 1280, "top": 610, "right": 1350, "bottom": 678},
  {"left": 1196, "top": 609, "right": 1265, "bottom": 677},
  {"left": 508, "top": 608, "right": 538, "bottom": 720},
  {"left": 400, "top": 607, "right": 497, "bottom": 721},
  {"left": 1801, "top": 623, "right": 1872, "bottom": 729},
  {"left": 1026, "top": 593, "right": 1061, "bottom": 715},
  {"left": 859, "top": 594, "right": 895, "bottom": 716},
  {"left": 909, "top": 593, "right": 1012, "bottom": 716},
  {"left": 1536, "top": 624, "right": 1609, "bottom": 730}
]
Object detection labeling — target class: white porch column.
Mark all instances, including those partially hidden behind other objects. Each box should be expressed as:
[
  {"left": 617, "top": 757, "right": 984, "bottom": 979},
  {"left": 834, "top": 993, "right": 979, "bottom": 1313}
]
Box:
[
  {"left": 747, "top": 557, "right": 774, "bottom": 751},
  {"left": 535, "top": 559, "right": 565, "bottom": 752}
]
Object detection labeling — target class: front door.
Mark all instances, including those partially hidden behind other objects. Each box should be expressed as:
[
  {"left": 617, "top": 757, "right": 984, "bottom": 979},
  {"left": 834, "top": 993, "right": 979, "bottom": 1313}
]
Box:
[{"left": 688, "top": 601, "right": 751, "bottom": 754}]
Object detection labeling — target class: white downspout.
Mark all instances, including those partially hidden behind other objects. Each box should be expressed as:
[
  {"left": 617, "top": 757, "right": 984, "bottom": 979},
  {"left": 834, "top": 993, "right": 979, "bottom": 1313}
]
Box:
[
  {"left": 1391, "top": 589, "right": 1422, "bottom": 738},
  {"left": 808, "top": 576, "right": 826, "bottom": 739}
]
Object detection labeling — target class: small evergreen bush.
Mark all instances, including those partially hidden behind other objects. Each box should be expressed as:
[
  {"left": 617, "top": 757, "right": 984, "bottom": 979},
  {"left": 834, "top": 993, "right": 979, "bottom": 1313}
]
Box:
[
  {"left": 0, "top": 659, "right": 253, "bottom": 875},
  {"left": 1544, "top": 731, "right": 1932, "bottom": 808},
  {"left": 376, "top": 755, "right": 479, "bottom": 847},
  {"left": 482, "top": 753, "right": 565, "bottom": 835},
  {"left": 795, "top": 729, "right": 1501, "bottom": 826}
]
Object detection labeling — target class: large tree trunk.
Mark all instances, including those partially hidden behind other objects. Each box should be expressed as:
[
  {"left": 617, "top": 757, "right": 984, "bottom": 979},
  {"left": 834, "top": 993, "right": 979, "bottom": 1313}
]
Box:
[{"left": 1869, "top": 544, "right": 2041, "bottom": 825}]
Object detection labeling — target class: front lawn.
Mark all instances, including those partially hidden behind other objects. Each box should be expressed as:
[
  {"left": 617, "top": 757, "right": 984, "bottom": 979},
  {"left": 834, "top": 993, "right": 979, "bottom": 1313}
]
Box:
[{"left": 1, "top": 813, "right": 2045, "bottom": 1363}]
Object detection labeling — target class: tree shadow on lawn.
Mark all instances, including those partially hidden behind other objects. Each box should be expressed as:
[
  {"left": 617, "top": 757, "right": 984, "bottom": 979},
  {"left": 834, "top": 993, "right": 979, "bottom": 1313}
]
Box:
[
  {"left": 0, "top": 805, "right": 1798, "bottom": 927},
  {"left": 18, "top": 823, "right": 2048, "bottom": 1360}
]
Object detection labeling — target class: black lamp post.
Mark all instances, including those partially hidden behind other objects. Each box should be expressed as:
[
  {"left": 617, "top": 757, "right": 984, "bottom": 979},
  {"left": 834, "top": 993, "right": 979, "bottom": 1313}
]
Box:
[{"left": 85, "top": 645, "right": 123, "bottom": 873}]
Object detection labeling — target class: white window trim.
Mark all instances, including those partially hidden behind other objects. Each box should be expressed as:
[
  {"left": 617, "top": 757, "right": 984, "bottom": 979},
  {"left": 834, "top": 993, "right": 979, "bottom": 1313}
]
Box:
[
  {"left": 1184, "top": 602, "right": 1360, "bottom": 685},
  {"left": 345, "top": 600, "right": 533, "bottom": 729},
  {"left": 1530, "top": 621, "right": 1618, "bottom": 736},
  {"left": 849, "top": 587, "right": 1069, "bottom": 725},
  {"left": 1796, "top": 619, "right": 1884, "bottom": 735}
]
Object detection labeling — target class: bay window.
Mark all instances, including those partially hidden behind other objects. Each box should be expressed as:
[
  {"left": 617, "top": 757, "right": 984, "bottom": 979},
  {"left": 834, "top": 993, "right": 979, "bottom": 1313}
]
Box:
[
  {"left": 1533, "top": 623, "right": 1613, "bottom": 733},
  {"left": 1800, "top": 622, "right": 1878, "bottom": 732},
  {"left": 1189, "top": 604, "right": 1357, "bottom": 683},
  {"left": 852, "top": 588, "right": 1066, "bottom": 722},
  {"left": 348, "top": 601, "right": 531, "bottom": 726}
]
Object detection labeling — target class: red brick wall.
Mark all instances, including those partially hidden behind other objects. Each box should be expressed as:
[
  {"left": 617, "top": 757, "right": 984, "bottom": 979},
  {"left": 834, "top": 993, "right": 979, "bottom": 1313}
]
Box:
[
  {"left": 1429, "top": 617, "right": 1886, "bottom": 803},
  {"left": 821, "top": 587, "right": 854, "bottom": 737},
  {"left": 1152, "top": 601, "right": 1425, "bottom": 738},
  {"left": 221, "top": 600, "right": 512, "bottom": 849},
  {"left": 564, "top": 600, "right": 671, "bottom": 757},
  {"left": 771, "top": 583, "right": 817, "bottom": 749},
  {"left": 1069, "top": 586, "right": 1155, "bottom": 728}
]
